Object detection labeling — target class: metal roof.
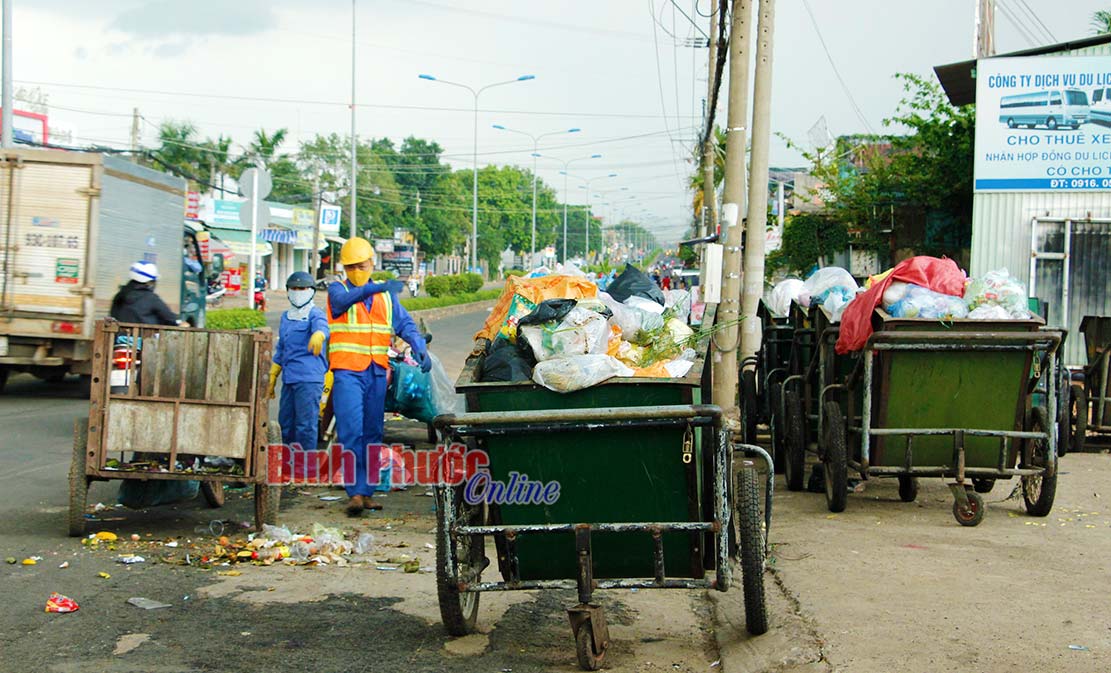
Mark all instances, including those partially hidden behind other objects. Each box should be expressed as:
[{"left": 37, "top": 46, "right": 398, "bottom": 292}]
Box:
[{"left": 934, "top": 33, "right": 1111, "bottom": 106}]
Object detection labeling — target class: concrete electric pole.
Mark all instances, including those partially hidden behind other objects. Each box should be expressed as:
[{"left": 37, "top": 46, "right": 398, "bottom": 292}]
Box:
[
  {"left": 1, "top": 0, "right": 12, "bottom": 149},
  {"left": 711, "top": 0, "right": 754, "bottom": 424},
  {"left": 975, "top": 0, "right": 995, "bottom": 58},
  {"left": 738, "top": 0, "right": 776, "bottom": 384},
  {"left": 701, "top": 3, "right": 720, "bottom": 239}
]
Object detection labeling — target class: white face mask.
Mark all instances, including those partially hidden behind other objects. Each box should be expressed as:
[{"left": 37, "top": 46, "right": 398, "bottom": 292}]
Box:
[{"left": 287, "top": 288, "right": 315, "bottom": 309}]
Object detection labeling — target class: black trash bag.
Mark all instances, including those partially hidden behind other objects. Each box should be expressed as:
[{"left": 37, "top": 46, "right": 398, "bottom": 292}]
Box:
[
  {"left": 606, "top": 263, "right": 665, "bottom": 305},
  {"left": 481, "top": 339, "right": 536, "bottom": 382},
  {"left": 517, "top": 298, "right": 578, "bottom": 328}
]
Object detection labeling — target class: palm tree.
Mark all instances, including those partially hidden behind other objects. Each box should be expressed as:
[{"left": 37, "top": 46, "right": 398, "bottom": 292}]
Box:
[
  {"left": 232, "top": 127, "right": 289, "bottom": 177},
  {"left": 1092, "top": 10, "right": 1111, "bottom": 35}
]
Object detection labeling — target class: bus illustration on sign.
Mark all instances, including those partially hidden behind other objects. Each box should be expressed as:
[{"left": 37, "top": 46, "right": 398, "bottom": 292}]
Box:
[
  {"left": 997, "top": 89, "right": 1089, "bottom": 130},
  {"left": 1089, "top": 87, "right": 1111, "bottom": 125}
]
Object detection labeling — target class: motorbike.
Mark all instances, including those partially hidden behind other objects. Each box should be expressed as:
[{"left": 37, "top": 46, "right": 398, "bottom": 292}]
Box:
[
  {"left": 206, "top": 279, "right": 226, "bottom": 307},
  {"left": 253, "top": 290, "right": 267, "bottom": 312}
]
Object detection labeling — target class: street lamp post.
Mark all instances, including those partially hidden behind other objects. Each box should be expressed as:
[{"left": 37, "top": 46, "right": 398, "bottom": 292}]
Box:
[
  {"left": 492, "top": 125, "right": 580, "bottom": 267},
  {"left": 563, "top": 172, "right": 617, "bottom": 262},
  {"left": 419, "top": 73, "right": 535, "bottom": 273},
  {"left": 535, "top": 154, "right": 601, "bottom": 263}
]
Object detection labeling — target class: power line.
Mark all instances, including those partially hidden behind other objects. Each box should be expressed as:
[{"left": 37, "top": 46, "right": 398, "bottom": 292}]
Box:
[
  {"left": 996, "top": 1, "right": 1040, "bottom": 48},
  {"left": 1012, "top": 0, "right": 1057, "bottom": 43},
  {"left": 800, "top": 0, "right": 875, "bottom": 135}
]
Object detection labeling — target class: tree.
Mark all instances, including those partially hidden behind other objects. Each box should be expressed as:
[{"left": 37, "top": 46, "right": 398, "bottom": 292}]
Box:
[
  {"left": 296, "top": 133, "right": 402, "bottom": 239},
  {"left": 1092, "top": 9, "right": 1111, "bottom": 34}
]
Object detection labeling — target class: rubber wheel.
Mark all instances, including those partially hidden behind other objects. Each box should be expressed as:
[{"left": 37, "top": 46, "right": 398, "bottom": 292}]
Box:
[
  {"left": 1022, "top": 407, "right": 1057, "bottom": 517},
  {"left": 68, "top": 417, "right": 91, "bottom": 537},
  {"left": 769, "top": 385, "right": 785, "bottom": 474},
  {"left": 972, "top": 478, "right": 995, "bottom": 494},
  {"left": 736, "top": 467, "right": 768, "bottom": 635},
  {"left": 574, "top": 621, "right": 605, "bottom": 671},
  {"left": 200, "top": 481, "right": 226, "bottom": 508},
  {"left": 1007, "top": 117, "right": 1016, "bottom": 129},
  {"left": 254, "top": 423, "right": 283, "bottom": 530},
  {"left": 1070, "top": 385, "right": 1088, "bottom": 453},
  {"left": 783, "top": 390, "right": 806, "bottom": 492},
  {"left": 741, "top": 369, "right": 758, "bottom": 445},
  {"left": 1047, "top": 117, "right": 1057, "bottom": 130},
  {"left": 436, "top": 485, "right": 483, "bottom": 636},
  {"left": 953, "top": 490, "right": 985, "bottom": 527},
  {"left": 822, "top": 401, "right": 848, "bottom": 513},
  {"left": 897, "top": 476, "right": 918, "bottom": 503}
]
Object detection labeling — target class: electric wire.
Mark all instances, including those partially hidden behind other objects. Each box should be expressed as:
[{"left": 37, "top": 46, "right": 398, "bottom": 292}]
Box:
[{"left": 800, "top": 0, "right": 875, "bottom": 134}]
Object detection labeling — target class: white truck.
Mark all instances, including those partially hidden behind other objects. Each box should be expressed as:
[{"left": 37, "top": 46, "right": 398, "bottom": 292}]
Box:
[{"left": 0, "top": 149, "right": 216, "bottom": 392}]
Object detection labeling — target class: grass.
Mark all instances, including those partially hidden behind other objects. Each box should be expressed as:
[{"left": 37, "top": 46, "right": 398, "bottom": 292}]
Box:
[
  {"left": 206, "top": 308, "right": 268, "bottom": 330},
  {"left": 400, "top": 288, "right": 502, "bottom": 312}
]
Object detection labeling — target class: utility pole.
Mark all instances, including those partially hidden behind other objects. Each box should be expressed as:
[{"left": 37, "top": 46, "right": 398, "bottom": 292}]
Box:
[
  {"left": 349, "top": 0, "right": 358, "bottom": 239},
  {"left": 975, "top": 0, "right": 995, "bottom": 58},
  {"left": 711, "top": 0, "right": 754, "bottom": 424},
  {"left": 130, "top": 108, "right": 141, "bottom": 160},
  {"left": 739, "top": 0, "right": 776, "bottom": 376},
  {"left": 1, "top": 0, "right": 12, "bottom": 149},
  {"left": 701, "top": 3, "right": 719, "bottom": 239},
  {"left": 310, "top": 176, "right": 322, "bottom": 277}
]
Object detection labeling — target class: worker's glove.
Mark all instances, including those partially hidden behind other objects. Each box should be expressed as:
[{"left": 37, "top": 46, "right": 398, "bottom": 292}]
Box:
[
  {"left": 383, "top": 279, "right": 405, "bottom": 295},
  {"left": 413, "top": 348, "right": 432, "bottom": 374},
  {"left": 320, "top": 370, "right": 334, "bottom": 417},
  {"left": 267, "top": 363, "right": 282, "bottom": 400},
  {"left": 361, "top": 279, "right": 405, "bottom": 298},
  {"left": 308, "top": 330, "right": 326, "bottom": 356}
]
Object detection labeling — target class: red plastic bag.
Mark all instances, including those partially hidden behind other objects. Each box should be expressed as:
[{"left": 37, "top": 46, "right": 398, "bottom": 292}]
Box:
[
  {"left": 45, "top": 592, "right": 79, "bottom": 613},
  {"left": 835, "top": 257, "right": 967, "bottom": 354}
]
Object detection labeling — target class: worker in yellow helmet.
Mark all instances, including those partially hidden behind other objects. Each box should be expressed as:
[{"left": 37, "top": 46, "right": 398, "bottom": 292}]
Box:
[{"left": 327, "top": 237, "right": 430, "bottom": 516}]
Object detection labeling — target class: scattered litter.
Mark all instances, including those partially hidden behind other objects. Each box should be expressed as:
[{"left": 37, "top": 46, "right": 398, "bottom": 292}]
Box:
[
  {"left": 22, "top": 558, "right": 36, "bottom": 566},
  {"left": 98, "top": 572, "right": 111, "bottom": 579},
  {"left": 902, "top": 544, "right": 927, "bottom": 550},
  {"left": 1069, "top": 645, "right": 1089, "bottom": 651},
  {"left": 112, "top": 633, "right": 150, "bottom": 655},
  {"left": 117, "top": 555, "right": 145, "bottom": 564},
  {"left": 423, "top": 543, "right": 434, "bottom": 549},
  {"left": 165, "top": 541, "right": 179, "bottom": 548},
  {"left": 354, "top": 533, "right": 375, "bottom": 555},
  {"left": 95, "top": 531, "right": 119, "bottom": 542},
  {"left": 240, "top": 632, "right": 251, "bottom": 637},
  {"left": 45, "top": 592, "right": 79, "bottom": 613},
  {"left": 711, "top": 661, "right": 721, "bottom": 668},
  {"left": 217, "top": 570, "right": 242, "bottom": 577},
  {"left": 421, "top": 490, "right": 434, "bottom": 497},
  {"left": 376, "top": 566, "right": 398, "bottom": 571},
  {"left": 4, "top": 557, "right": 14, "bottom": 564},
  {"left": 402, "top": 559, "right": 421, "bottom": 573},
  {"left": 130, "top": 534, "right": 141, "bottom": 541},
  {"left": 319, "top": 496, "right": 342, "bottom": 501},
  {"left": 58, "top": 561, "right": 69, "bottom": 569},
  {"left": 127, "top": 597, "right": 171, "bottom": 610}
]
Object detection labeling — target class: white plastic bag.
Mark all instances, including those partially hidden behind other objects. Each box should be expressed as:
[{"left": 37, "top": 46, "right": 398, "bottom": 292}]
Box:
[
  {"left": 519, "top": 306, "right": 609, "bottom": 362},
  {"left": 532, "top": 354, "right": 634, "bottom": 393},
  {"left": 664, "top": 289, "right": 692, "bottom": 324},
  {"left": 428, "top": 352, "right": 464, "bottom": 416},
  {"left": 624, "top": 295, "right": 666, "bottom": 315},
  {"left": 765, "top": 279, "right": 805, "bottom": 316},
  {"left": 599, "top": 292, "right": 662, "bottom": 345}
]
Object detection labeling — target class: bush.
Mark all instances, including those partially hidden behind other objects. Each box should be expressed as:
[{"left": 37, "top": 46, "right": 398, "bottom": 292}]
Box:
[
  {"left": 370, "top": 270, "right": 396, "bottom": 281},
  {"left": 207, "top": 308, "right": 267, "bottom": 330},
  {"left": 462, "top": 272, "right": 484, "bottom": 293},
  {"left": 447, "top": 274, "right": 468, "bottom": 295},
  {"left": 504, "top": 269, "right": 526, "bottom": 278},
  {"left": 401, "top": 288, "right": 501, "bottom": 312},
  {"left": 424, "top": 276, "right": 451, "bottom": 297}
]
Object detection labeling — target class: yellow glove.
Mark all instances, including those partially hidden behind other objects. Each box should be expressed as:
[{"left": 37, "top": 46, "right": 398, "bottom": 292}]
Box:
[
  {"left": 308, "top": 330, "right": 326, "bottom": 356},
  {"left": 320, "top": 370, "right": 334, "bottom": 417},
  {"left": 267, "top": 363, "right": 281, "bottom": 400}
]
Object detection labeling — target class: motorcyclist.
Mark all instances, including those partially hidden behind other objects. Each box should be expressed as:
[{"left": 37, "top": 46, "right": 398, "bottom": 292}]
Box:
[{"left": 109, "top": 261, "right": 179, "bottom": 325}]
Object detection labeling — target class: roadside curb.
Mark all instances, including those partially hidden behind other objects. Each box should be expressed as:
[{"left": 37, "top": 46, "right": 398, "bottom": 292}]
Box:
[{"left": 408, "top": 298, "right": 498, "bottom": 323}]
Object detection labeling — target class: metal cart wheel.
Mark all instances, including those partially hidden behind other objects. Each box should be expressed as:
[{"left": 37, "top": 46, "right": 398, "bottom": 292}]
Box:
[
  {"left": 254, "top": 423, "right": 283, "bottom": 530},
  {"left": 821, "top": 401, "right": 848, "bottom": 513},
  {"left": 1022, "top": 407, "right": 1057, "bottom": 517},
  {"left": 736, "top": 466, "right": 768, "bottom": 635},
  {"left": 897, "top": 476, "right": 918, "bottom": 503},
  {"left": 769, "top": 384, "right": 785, "bottom": 474},
  {"left": 436, "top": 484, "right": 484, "bottom": 637},
  {"left": 972, "top": 478, "right": 995, "bottom": 494},
  {"left": 68, "top": 417, "right": 91, "bottom": 537},
  {"left": 574, "top": 619, "right": 605, "bottom": 671},
  {"left": 741, "top": 369, "right": 758, "bottom": 445},
  {"left": 953, "top": 490, "right": 985, "bottom": 526},
  {"left": 200, "top": 482, "right": 226, "bottom": 508},
  {"left": 1069, "top": 384, "right": 1088, "bottom": 453},
  {"left": 783, "top": 389, "right": 806, "bottom": 492}
]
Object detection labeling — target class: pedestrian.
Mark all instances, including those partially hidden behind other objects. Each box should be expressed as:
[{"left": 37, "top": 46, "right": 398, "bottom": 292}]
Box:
[
  {"left": 327, "top": 237, "right": 431, "bottom": 516},
  {"left": 109, "top": 261, "right": 179, "bottom": 326},
  {"left": 267, "top": 271, "right": 330, "bottom": 481},
  {"left": 661, "top": 274, "right": 671, "bottom": 291},
  {"left": 407, "top": 275, "right": 419, "bottom": 297}
]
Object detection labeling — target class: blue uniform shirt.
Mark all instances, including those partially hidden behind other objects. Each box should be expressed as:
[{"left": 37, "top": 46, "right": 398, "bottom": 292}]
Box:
[
  {"left": 274, "top": 305, "right": 330, "bottom": 384},
  {"left": 326, "top": 280, "right": 427, "bottom": 371}
]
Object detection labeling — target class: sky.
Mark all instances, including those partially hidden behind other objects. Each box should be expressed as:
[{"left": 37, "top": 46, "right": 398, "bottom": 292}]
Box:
[{"left": 6, "top": 0, "right": 1110, "bottom": 244}]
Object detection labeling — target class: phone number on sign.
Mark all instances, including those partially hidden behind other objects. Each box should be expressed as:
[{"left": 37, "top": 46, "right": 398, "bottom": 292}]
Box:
[
  {"left": 25, "top": 233, "right": 80, "bottom": 249},
  {"left": 1050, "top": 177, "right": 1111, "bottom": 189}
]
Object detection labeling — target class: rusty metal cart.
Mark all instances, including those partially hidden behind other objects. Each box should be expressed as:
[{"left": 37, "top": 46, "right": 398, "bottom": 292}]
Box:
[
  {"left": 739, "top": 299, "right": 795, "bottom": 459},
  {"left": 432, "top": 346, "right": 772, "bottom": 670},
  {"left": 1069, "top": 316, "right": 1111, "bottom": 451},
  {"left": 68, "top": 320, "right": 281, "bottom": 536},
  {"left": 818, "top": 311, "right": 1063, "bottom": 525}
]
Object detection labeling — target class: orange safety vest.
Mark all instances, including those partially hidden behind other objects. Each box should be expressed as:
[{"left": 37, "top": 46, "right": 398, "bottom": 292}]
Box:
[{"left": 326, "top": 285, "right": 394, "bottom": 371}]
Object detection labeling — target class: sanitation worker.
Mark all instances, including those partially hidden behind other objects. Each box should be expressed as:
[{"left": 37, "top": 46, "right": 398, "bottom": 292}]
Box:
[
  {"left": 327, "top": 237, "right": 431, "bottom": 516},
  {"left": 268, "top": 271, "right": 330, "bottom": 481}
]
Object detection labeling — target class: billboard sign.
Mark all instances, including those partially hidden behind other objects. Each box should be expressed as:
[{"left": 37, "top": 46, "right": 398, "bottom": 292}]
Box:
[
  {"left": 319, "top": 204, "right": 342, "bottom": 237},
  {"left": 975, "top": 55, "right": 1111, "bottom": 192}
]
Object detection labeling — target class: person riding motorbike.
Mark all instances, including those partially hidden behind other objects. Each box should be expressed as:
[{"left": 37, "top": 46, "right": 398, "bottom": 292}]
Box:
[{"left": 109, "top": 261, "right": 179, "bottom": 326}]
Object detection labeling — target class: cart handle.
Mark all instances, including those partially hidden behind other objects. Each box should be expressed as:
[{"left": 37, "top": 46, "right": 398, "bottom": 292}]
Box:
[
  {"left": 865, "top": 330, "right": 1062, "bottom": 352},
  {"left": 434, "top": 404, "right": 722, "bottom": 431}
]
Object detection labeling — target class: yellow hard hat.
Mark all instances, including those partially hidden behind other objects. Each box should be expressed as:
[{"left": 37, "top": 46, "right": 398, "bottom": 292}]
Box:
[{"left": 339, "top": 237, "right": 374, "bottom": 266}]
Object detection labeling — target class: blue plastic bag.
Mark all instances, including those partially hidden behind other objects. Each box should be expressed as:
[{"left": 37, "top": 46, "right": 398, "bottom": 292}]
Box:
[{"left": 385, "top": 360, "right": 437, "bottom": 424}]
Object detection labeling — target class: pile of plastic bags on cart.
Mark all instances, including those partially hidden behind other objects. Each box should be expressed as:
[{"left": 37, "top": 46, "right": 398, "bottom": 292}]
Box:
[
  {"left": 476, "top": 264, "right": 701, "bottom": 393},
  {"left": 764, "top": 267, "right": 859, "bottom": 321}
]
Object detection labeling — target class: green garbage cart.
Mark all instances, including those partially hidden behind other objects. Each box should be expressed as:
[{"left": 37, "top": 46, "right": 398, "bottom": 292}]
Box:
[
  {"left": 819, "top": 310, "right": 1063, "bottom": 525},
  {"left": 432, "top": 343, "right": 771, "bottom": 670},
  {"left": 1069, "top": 316, "right": 1111, "bottom": 450}
]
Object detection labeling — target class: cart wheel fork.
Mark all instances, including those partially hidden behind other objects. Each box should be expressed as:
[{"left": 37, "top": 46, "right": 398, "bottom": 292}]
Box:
[{"left": 568, "top": 604, "right": 609, "bottom": 671}]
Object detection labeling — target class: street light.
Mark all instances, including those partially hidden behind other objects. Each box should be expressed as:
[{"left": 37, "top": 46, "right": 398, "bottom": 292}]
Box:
[
  {"left": 418, "top": 73, "right": 535, "bottom": 272},
  {"left": 563, "top": 172, "right": 617, "bottom": 261},
  {"left": 537, "top": 153, "right": 601, "bottom": 263},
  {"left": 585, "top": 187, "right": 630, "bottom": 263},
  {"left": 492, "top": 125, "right": 580, "bottom": 266}
]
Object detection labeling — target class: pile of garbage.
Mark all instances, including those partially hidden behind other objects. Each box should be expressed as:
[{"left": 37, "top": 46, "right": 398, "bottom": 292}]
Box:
[
  {"left": 476, "top": 264, "right": 701, "bottom": 392},
  {"left": 765, "top": 267, "right": 859, "bottom": 321}
]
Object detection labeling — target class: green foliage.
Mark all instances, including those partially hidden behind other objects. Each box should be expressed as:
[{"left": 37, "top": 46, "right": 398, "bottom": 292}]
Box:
[
  {"left": 423, "top": 276, "right": 451, "bottom": 297},
  {"left": 424, "top": 273, "right": 482, "bottom": 297},
  {"left": 207, "top": 308, "right": 268, "bottom": 330},
  {"left": 400, "top": 288, "right": 501, "bottom": 312},
  {"left": 766, "top": 213, "right": 850, "bottom": 275},
  {"left": 447, "top": 274, "right": 468, "bottom": 295},
  {"left": 1093, "top": 9, "right": 1111, "bottom": 34},
  {"left": 462, "top": 273, "right": 484, "bottom": 293},
  {"left": 504, "top": 269, "right": 526, "bottom": 278},
  {"left": 370, "top": 270, "right": 396, "bottom": 281}
]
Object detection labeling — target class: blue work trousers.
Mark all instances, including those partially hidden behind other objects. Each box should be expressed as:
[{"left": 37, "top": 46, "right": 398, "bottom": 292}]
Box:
[
  {"left": 332, "top": 367, "right": 386, "bottom": 497},
  {"left": 279, "top": 381, "right": 324, "bottom": 479}
]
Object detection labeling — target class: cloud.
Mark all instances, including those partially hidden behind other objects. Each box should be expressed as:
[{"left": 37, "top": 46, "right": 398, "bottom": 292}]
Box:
[
  {"left": 72, "top": 47, "right": 88, "bottom": 61},
  {"left": 110, "top": 0, "right": 279, "bottom": 38},
  {"left": 105, "top": 42, "right": 131, "bottom": 57},
  {"left": 149, "top": 40, "right": 192, "bottom": 60}
]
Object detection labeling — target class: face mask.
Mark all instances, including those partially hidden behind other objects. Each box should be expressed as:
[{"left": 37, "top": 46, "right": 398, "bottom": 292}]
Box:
[
  {"left": 287, "top": 288, "right": 314, "bottom": 308},
  {"left": 346, "top": 268, "right": 371, "bottom": 287}
]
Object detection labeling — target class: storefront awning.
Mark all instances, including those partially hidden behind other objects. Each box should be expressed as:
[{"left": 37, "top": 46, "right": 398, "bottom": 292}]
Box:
[
  {"left": 325, "top": 236, "right": 347, "bottom": 245},
  {"left": 208, "top": 228, "right": 273, "bottom": 260},
  {"left": 260, "top": 228, "right": 297, "bottom": 244}
]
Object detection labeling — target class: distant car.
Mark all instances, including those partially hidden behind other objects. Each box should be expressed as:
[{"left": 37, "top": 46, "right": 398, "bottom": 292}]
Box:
[{"left": 677, "top": 269, "right": 701, "bottom": 287}]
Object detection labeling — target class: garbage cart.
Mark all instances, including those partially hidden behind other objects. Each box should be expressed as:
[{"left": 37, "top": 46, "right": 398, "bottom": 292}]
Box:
[
  {"left": 1069, "top": 316, "right": 1111, "bottom": 451},
  {"left": 818, "top": 311, "right": 1063, "bottom": 525},
  {"left": 740, "top": 300, "right": 795, "bottom": 457},
  {"left": 432, "top": 345, "right": 771, "bottom": 670},
  {"left": 68, "top": 320, "right": 281, "bottom": 536}
]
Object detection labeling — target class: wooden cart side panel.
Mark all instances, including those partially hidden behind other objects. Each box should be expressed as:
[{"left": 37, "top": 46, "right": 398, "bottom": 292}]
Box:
[
  {"left": 250, "top": 333, "right": 273, "bottom": 482},
  {"left": 156, "top": 330, "right": 186, "bottom": 398},
  {"left": 86, "top": 321, "right": 113, "bottom": 473},
  {"left": 236, "top": 333, "right": 256, "bottom": 403},
  {"left": 185, "top": 331, "right": 210, "bottom": 399},
  {"left": 176, "top": 404, "right": 250, "bottom": 458},
  {"left": 105, "top": 400, "right": 176, "bottom": 452},
  {"left": 204, "top": 332, "right": 242, "bottom": 402}
]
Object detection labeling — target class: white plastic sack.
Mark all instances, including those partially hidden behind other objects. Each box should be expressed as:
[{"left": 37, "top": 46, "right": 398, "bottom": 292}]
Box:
[
  {"left": 968, "top": 304, "right": 1012, "bottom": 320},
  {"left": 624, "top": 295, "right": 666, "bottom": 315},
  {"left": 428, "top": 352, "right": 464, "bottom": 416},
  {"left": 599, "top": 292, "right": 663, "bottom": 344},
  {"left": 665, "top": 318, "right": 694, "bottom": 346},
  {"left": 532, "top": 354, "right": 634, "bottom": 393},
  {"left": 765, "top": 279, "right": 805, "bottom": 316},
  {"left": 664, "top": 289, "right": 692, "bottom": 324},
  {"left": 664, "top": 359, "right": 695, "bottom": 378},
  {"left": 519, "top": 306, "right": 610, "bottom": 362}
]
